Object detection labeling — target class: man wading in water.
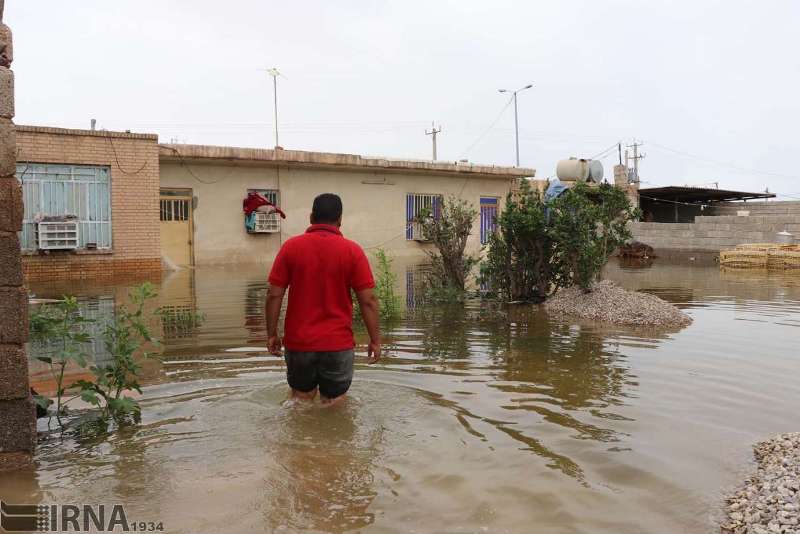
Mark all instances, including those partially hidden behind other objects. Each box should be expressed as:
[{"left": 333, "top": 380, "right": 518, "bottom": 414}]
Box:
[{"left": 266, "top": 193, "right": 381, "bottom": 405}]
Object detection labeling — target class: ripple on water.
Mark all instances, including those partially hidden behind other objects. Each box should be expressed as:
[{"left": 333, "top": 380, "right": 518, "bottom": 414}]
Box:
[{"left": 10, "top": 261, "right": 800, "bottom": 533}]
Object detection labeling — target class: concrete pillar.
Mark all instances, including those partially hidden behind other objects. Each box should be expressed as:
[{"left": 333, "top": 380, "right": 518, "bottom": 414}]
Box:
[{"left": 0, "top": 1, "right": 36, "bottom": 471}]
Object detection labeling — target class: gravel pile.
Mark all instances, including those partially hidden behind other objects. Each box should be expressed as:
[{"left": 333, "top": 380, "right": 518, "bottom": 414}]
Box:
[
  {"left": 544, "top": 280, "right": 692, "bottom": 326},
  {"left": 722, "top": 433, "right": 800, "bottom": 534}
]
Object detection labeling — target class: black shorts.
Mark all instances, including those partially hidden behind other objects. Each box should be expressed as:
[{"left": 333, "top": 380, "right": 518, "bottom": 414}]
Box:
[{"left": 284, "top": 349, "right": 355, "bottom": 399}]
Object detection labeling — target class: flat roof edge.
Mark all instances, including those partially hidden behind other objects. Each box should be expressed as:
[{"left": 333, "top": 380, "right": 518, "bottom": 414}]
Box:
[
  {"left": 16, "top": 124, "right": 159, "bottom": 141},
  {"left": 159, "top": 143, "right": 536, "bottom": 178}
]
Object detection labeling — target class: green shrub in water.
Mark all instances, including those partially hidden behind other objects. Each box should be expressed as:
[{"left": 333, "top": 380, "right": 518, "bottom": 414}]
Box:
[
  {"left": 29, "top": 296, "right": 93, "bottom": 420},
  {"left": 353, "top": 248, "right": 402, "bottom": 323},
  {"left": 74, "top": 283, "right": 160, "bottom": 424},
  {"left": 480, "top": 180, "right": 552, "bottom": 302},
  {"left": 481, "top": 181, "right": 639, "bottom": 301},
  {"left": 31, "top": 283, "right": 160, "bottom": 426},
  {"left": 373, "top": 248, "right": 402, "bottom": 321},
  {"left": 415, "top": 196, "right": 478, "bottom": 300},
  {"left": 549, "top": 182, "right": 639, "bottom": 292}
]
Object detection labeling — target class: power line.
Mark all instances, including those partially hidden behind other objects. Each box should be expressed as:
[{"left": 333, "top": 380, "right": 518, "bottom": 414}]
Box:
[
  {"left": 459, "top": 96, "right": 513, "bottom": 158},
  {"left": 104, "top": 132, "right": 148, "bottom": 175},
  {"left": 161, "top": 145, "right": 231, "bottom": 184},
  {"left": 648, "top": 142, "right": 800, "bottom": 180},
  {"left": 589, "top": 142, "right": 620, "bottom": 160}
]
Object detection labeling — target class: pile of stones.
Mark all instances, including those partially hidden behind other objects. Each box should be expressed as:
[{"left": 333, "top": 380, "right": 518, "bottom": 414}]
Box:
[
  {"left": 544, "top": 280, "right": 692, "bottom": 327},
  {"left": 722, "top": 433, "right": 800, "bottom": 534}
]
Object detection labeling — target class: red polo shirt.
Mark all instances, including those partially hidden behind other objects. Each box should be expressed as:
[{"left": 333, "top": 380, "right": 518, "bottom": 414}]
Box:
[{"left": 268, "top": 224, "right": 375, "bottom": 352}]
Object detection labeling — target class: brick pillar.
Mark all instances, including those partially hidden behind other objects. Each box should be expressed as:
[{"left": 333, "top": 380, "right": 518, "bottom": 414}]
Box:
[
  {"left": 0, "top": 0, "right": 36, "bottom": 471},
  {"left": 614, "top": 164, "right": 640, "bottom": 209}
]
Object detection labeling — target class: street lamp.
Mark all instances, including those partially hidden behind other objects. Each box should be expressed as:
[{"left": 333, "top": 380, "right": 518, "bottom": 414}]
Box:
[{"left": 498, "top": 83, "right": 533, "bottom": 167}]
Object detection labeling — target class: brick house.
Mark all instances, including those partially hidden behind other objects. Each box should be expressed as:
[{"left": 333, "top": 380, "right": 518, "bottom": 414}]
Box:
[{"left": 16, "top": 125, "right": 161, "bottom": 281}]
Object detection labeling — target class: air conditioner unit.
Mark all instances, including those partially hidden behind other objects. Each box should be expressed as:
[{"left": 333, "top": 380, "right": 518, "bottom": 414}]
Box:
[
  {"left": 410, "top": 221, "right": 430, "bottom": 242},
  {"left": 252, "top": 212, "right": 280, "bottom": 233},
  {"left": 37, "top": 221, "right": 79, "bottom": 250}
]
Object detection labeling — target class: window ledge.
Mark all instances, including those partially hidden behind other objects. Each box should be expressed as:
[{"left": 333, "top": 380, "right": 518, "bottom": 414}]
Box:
[{"left": 22, "top": 249, "right": 114, "bottom": 256}]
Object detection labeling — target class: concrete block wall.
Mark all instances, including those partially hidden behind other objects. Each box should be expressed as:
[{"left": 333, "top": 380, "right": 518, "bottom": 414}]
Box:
[
  {"left": 631, "top": 214, "right": 800, "bottom": 253},
  {"left": 16, "top": 125, "right": 162, "bottom": 281},
  {"left": 713, "top": 201, "right": 800, "bottom": 217},
  {"left": 0, "top": 5, "right": 36, "bottom": 471}
]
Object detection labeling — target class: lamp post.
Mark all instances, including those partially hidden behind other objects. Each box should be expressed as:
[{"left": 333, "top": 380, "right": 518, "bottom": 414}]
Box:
[
  {"left": 498, "top": 84, "right": 533, "bottom": 167},
  {"left": 266, "top": 68, "right": 282, "bottom": 148}
]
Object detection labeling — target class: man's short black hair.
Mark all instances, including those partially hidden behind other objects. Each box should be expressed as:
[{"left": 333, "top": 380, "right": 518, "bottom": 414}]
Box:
[{"left": 311, "top": 193, "right": 343, "bottom": 224}]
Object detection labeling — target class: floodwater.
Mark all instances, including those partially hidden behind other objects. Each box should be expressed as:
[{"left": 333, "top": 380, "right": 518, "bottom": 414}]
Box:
[{"left": 3, "top": 258, "right": 800, "bottom": 534}]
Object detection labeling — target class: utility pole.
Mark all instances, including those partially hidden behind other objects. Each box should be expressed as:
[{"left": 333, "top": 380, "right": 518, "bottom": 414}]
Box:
[
  {"left": 425, "top": 122, "right": 442, "bottom": 160},
  {"left": 266, "top": 68, "right": 282, "bottom": 148},
  {"left": 626, "top": 139, "right": 645, "bottom": 183},
  {"left": 498, "top": 83, "right": 533, "bottom": 167}
]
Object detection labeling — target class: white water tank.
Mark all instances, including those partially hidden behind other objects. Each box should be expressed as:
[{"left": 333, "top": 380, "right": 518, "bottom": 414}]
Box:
[
  {"left": 556, "top": 158, "right": 589, "bottom": 181},
  {"left": 556, "top": 158, "right": 604, "bottom": 183}
]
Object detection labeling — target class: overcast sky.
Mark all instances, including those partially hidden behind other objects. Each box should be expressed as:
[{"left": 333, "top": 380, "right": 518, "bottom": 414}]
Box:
[{"left": 7, "top": 1, "right": 800, "bottom": 197}]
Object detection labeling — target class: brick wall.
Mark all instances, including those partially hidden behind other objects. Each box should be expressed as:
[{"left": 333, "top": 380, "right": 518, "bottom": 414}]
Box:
[
  {"left": 0, "top": 6, "right": 36, "bottom": 470},
  {"left": 15, "top": 125, "right": 161, "bottom": 281}
]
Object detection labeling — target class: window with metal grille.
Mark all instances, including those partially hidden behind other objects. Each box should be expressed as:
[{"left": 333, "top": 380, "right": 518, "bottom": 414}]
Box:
[
  {"left": 160, "top": 198, "right": 190, "bottom": 221},
  {"left": 405, "top": 193, "right": 442, "bottom": 240},
  {"left": 247, "top": 189, "right": 281, "bottom": 234},
  {"left": 480, "top": 197, "right": 499, "bottom": 244},
  {"left": 17, "top": 163, "right": 112, "bottom": 251}
]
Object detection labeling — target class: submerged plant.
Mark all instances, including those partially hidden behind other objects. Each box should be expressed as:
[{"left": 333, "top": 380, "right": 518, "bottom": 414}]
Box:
[
  {"left": 29, "top": 296, "right": 92, "bottom": 419},
  {"left": 373, "top": 248, "right": 401, "bottom": 321},
  {"left": 353, "top": 248, "right": 402, "bottom": 323},
  {"left": 74, "top": 283, "right": 160, "bottom": 424}
]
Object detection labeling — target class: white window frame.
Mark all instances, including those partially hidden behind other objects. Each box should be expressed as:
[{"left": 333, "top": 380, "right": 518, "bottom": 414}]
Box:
[{"left": 17, "top": 163, "right": 112, "bottom": 251}]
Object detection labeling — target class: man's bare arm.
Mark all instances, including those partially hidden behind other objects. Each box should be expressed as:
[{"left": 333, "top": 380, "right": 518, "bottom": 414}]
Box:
[
  {"left": 266, "top": 285, "right": 286, "bottom": 355},
  {"left": 355, "top": 287, "right": 381, "bottom": 363}
]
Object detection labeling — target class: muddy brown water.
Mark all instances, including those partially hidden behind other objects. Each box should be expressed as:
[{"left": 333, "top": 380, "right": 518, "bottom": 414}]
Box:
[{"left": 2, "top": 259, "right": 800, "bottom": 533}]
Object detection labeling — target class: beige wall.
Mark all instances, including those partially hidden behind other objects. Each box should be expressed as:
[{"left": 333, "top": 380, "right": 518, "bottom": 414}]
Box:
[{"left": 159, "top": 160, "right": 512, "bottom": 265}]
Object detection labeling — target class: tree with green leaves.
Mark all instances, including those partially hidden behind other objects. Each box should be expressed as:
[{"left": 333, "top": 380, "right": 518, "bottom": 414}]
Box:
[
  {"left": 481, "top": 180, "right": 552, "bottom": 302},
  {"left": 416, "top": 195, "right": 477, "bottom": 298},
  {"left": 549, "top": 182, "right": 639, "bottom": 291},
  {"left": 482, "top": 180, "right": 639, "bottom": 300}
]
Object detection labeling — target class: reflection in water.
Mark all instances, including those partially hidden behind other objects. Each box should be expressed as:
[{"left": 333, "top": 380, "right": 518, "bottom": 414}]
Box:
[
  {"left": 262, "top": 402, "right": 379, "bottom": 532},
  {"left": 9, "top": 260, "right": 800, "bottom": 533},
  {"left": 244, "top": 281, "right": 268, "bottom": 344}
]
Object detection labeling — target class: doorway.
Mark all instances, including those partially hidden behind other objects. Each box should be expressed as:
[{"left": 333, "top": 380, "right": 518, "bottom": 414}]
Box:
[{"left": 160, "top": 189, "right": 194, "bottom": 268}]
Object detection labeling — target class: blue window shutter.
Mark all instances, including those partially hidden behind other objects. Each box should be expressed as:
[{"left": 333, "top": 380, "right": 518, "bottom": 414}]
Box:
[
  {"left": 479, "top": 197, "right": 498, "bottom": 244},
  {"left": 406, "top": 193, "right": 413, "bottom": 240}
]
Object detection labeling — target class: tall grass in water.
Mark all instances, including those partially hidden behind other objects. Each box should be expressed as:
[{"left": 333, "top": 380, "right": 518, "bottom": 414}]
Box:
[{"left": 353, "top": 248, "right": 402, "bottom": 323}]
